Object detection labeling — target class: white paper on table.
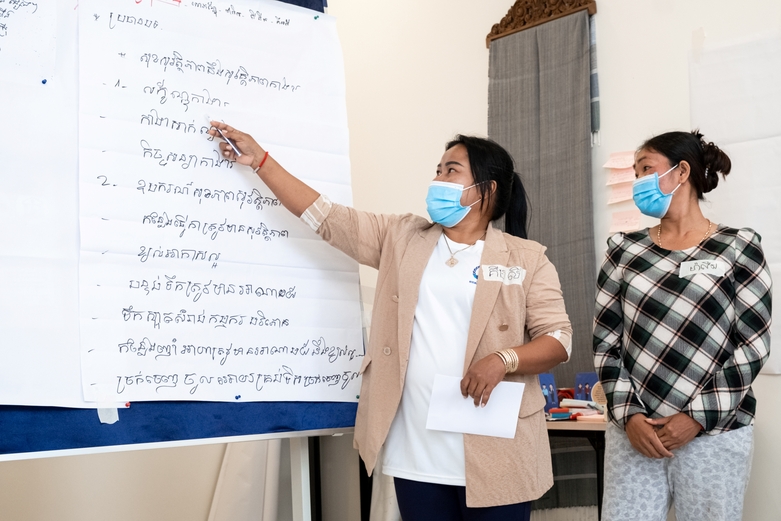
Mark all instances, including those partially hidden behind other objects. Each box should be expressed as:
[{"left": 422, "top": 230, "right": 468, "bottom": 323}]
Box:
[
  {"left": 425, "top": 374, "right": 525, "bottom": 439},
  {"left": 602, "top": 151, "right": 635, "bottom": 169},
  {"left": 606, "top": 168, "right": 635, "bottom": 186}
]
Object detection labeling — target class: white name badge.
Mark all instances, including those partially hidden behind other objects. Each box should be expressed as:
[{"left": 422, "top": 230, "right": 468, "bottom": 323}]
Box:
[
  {"left": 679, "top": 260, "right": 727, "bottom": 278},
  {"left": 481, "top": 264, "right": 527, "bottom": 285}
]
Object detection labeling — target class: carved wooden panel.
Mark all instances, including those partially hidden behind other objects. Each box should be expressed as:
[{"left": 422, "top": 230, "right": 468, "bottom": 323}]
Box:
[{"left": 486, "top": 0, "right": 596, "bottom": 47}]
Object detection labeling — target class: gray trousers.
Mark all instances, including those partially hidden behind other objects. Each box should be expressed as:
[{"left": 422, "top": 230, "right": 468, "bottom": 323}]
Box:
[{"left": 602, "top": 423, "right": 753, "bottom": 521}]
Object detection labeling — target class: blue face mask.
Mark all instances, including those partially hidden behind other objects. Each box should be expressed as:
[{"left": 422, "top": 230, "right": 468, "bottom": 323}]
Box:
[
  {"left": 632, "top": 164, "right": 680, "bottom": 218},
  {"left": 426, "top": 181, "right": 481, "bottom": 228}
]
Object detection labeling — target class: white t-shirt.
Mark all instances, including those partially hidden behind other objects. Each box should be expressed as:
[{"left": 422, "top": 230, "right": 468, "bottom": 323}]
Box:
[{"left": 382, "top": 233, "right": 483, "bottom": 486}]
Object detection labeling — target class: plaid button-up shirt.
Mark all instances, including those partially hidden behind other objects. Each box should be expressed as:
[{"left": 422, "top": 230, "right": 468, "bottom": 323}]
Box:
[{"left": 593, "top": 226, "right": 772, "bottom": 434}]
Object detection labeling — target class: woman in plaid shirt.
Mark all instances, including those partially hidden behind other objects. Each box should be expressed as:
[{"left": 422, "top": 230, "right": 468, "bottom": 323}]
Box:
[{"left": 593, "top": 131, "right": 772, "bottom": 521}]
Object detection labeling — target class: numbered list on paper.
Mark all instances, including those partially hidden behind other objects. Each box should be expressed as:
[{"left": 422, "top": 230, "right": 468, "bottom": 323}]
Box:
[{"left": 78, "top": 0, "right": 363, "bottom": 403}]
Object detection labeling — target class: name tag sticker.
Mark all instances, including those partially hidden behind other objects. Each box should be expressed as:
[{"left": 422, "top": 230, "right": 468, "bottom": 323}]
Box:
[
  {"left": 679, "top": 260, "right": 727, "bottom": 278},
  {"left": 481, "top": 265, "right": 526, "bottom": 285}
]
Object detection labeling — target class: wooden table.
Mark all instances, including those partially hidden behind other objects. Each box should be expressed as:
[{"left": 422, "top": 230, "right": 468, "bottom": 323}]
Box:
[{"left": 546, "top": 420, "right": 607, "bottom": 520}]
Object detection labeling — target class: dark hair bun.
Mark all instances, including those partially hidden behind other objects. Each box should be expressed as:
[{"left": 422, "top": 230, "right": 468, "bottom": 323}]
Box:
[{"left": 694, "top": 130, "right": 731, "bottom": 194}]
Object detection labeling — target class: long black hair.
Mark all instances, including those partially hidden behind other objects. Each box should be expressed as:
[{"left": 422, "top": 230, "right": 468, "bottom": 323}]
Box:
[
  {"left": 445, "top": 135, "right": 529, "bottom": 238},
  {"left": 640, "top": 130, "right": 731, "bottom": 200}
]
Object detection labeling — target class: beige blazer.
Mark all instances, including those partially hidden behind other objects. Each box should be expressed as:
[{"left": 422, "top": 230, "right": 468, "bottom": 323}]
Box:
[{"left": 302, "top": 196, "right": 573, "bottom": 508}]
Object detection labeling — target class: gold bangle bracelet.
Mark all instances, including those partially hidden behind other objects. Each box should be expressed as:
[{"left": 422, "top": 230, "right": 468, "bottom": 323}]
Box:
[
  {"left": 504, "top": 348, "right": 519, "bottom": 373},
  {"left": 495, "top": 349, "right": 518, "bottom": 374},
  {"left": 494, "top": 351, "right": 510, "bottom": 372}
]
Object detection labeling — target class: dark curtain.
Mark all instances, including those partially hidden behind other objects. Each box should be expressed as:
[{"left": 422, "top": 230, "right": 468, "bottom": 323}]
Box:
[{"left": 488, "top": 11, "right": 596, "bottom": 388}]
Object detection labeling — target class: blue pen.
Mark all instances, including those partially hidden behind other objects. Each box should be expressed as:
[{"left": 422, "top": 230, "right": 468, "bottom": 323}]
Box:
[{"left": 205, "top": 115, "right": 242, "bottom": 157}]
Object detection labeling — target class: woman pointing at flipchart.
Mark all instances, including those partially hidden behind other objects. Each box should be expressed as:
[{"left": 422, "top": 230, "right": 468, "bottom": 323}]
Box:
[{"left": 208, "top": 121, "right": 572, "bottom": 520}]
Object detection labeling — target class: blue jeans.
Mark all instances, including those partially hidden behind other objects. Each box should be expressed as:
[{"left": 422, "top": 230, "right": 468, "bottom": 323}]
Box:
[{"left": 394, "top": 477, "right": 531, "bottom": 521}]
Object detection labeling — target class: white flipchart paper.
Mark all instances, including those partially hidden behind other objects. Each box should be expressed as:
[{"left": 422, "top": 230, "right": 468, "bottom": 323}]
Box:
[
  {"left": 0, "top": 3, "right": 87, "bottom": 407},
  {"left": 426, "top": 374, "right": 525, "bottom": 439},
  {"left": 0, "top": 0, "right": 56, "bottom": 85},
  {"left": 690, "top": 36, "right": 781, "bottom": 374},
  {"left": 78, "top": 0, "right": 364, "bottom": 402}
]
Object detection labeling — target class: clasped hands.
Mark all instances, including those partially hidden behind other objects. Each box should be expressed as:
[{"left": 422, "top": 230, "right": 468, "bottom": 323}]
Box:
[{"left": 626, "top": 412, "right": 703, "bottom": 458}]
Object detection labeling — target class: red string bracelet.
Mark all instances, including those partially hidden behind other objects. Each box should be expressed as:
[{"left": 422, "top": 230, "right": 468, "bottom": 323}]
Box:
[{"left": 253, "top": 151, "right": 270, "bottom": 173}]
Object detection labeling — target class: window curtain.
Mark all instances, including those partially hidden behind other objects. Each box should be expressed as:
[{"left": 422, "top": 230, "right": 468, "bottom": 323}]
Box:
[
  {"left": 207, "top": 440, "right": 282, "bottom": 521},
  {"left": 488, "top": 10, "right": 596, "bottom": 387}
]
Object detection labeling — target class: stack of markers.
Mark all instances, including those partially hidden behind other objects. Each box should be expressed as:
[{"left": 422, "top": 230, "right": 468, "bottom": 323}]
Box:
[{"left": 547, "top": 399, "right": 606, "bottom": 422}]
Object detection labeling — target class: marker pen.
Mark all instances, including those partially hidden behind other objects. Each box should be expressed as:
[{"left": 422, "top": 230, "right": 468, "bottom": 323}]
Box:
[{"left": 205, "top": 115, "right": 242, "bottom": 157}]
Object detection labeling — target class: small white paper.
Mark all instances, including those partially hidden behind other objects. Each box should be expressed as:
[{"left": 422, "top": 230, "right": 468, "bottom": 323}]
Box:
[
  {"left": 426, "top": 374, "right": 525, "bottom": 439},
  {"left": 680, "top": 260, "right": 727, "bottom": 278},
  {"left": 97, "top": 407, "right": 119, "bottom": 425},
  {"left": 481, "top": 265, "right": 526, "bottom": 285}
]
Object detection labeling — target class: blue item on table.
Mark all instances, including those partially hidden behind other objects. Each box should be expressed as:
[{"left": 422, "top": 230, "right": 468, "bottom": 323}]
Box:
[
  {"left": 574, "top": 372, "right": 599, "bottom": 401},
  {"left": 539, "top": 373, "right": 558, "bottom": 412}
]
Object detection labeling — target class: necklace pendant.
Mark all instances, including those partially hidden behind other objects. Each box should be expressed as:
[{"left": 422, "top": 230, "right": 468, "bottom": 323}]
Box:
[{"left": 445, "top": 257, "right": 458, "bottom": 267}]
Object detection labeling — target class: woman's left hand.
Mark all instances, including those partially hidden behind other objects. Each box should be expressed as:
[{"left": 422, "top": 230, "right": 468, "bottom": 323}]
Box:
[
  {"left": 645, "top": 413, "right": 702, "bottom": 450},
  {"left": 460, "top": 353, "right": 506, "bottom": 407}
]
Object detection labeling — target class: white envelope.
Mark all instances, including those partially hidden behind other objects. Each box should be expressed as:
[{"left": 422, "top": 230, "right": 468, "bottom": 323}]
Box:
[{"left": 426, "top": 374, "right": 525, "bottom": 439}]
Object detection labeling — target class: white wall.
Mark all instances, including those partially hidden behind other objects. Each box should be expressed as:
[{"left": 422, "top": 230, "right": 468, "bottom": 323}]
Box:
[
  {"left": 328, "top": 0, "right": 515, "bottom": 291},
  {"left": 1, "top": 2, "right": 778, "bottom": 520},
  {"left": 590, "top": 3, "right": 781, "bottom": 520}
]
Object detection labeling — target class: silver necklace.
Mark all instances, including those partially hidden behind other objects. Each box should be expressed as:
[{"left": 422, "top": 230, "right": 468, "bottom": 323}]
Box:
[{"left": 443, "top": 233, "right": 475, "bottom": 267}]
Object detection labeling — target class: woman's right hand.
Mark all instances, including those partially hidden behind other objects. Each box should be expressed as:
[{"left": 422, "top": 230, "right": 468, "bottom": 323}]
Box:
[
  {"left": 208, "top": 121, "right": 266, "bottom": 171},
  {"left": 625, "top": 413, "right": 674, "bottom": 459},
  {"left": 206, "top": 121, "right": 320, "bottom": 217}
]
